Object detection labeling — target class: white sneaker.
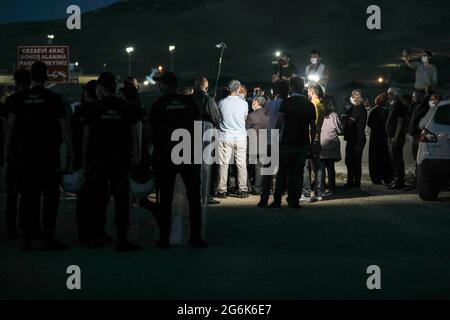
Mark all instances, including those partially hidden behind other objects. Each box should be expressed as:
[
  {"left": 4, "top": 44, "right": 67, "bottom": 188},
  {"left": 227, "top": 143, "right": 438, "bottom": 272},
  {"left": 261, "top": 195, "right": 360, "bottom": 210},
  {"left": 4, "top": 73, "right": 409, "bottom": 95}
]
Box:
[
  {"left": 316, "top": 196, "right": 323, "bottom": 202},
  {"left": 300, "top": 194, "right": 311, "bottom": 202}
]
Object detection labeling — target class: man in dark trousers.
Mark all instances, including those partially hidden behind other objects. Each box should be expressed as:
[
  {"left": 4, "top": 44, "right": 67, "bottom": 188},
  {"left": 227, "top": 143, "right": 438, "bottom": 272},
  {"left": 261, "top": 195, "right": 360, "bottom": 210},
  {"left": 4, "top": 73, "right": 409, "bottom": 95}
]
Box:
[
  {"left": 192, "top": 76, "right": 221, "bottom": 206},
  {"left": 1, "top": 69, "right": 41, "bottom": 240},
  {"left": 268, "top": 77, "right": 316, "bottom": 209},
  {"left": 406, "top": 90, "right": 429, "bottom": 190},
  {"left": 246, "top": 96, "right": 269, "bottom": 195},
  {"left": 385, "top": 87, "right": 408, "bottom": 190},
  {"left": 149, "top": 72, "right": 207, "bottom": 249},
  {"left": 342, "top": 90, "right": 367, "bottom": 189},
  {"left": 4, "top": 62, "right": 71, "bottom": 251},
  {"left": 82, "top": 72, "right": 141, "bottom": 252}
]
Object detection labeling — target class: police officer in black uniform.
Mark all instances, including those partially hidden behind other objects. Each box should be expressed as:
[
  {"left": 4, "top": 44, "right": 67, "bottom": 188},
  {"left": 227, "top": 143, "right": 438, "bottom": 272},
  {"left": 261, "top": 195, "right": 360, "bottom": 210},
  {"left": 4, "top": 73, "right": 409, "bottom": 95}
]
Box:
[
  {"left": 5, "top": 62, "right": 72, "bottom": 251},
  {"left": 1, "top": 69, "right": 42, "bottom": 240},
  {"left": 82, "top": 72, "right": 141, "bottom": 252},
  {"left": 149, "top": 72, "right": 207, "bottom": 249}
]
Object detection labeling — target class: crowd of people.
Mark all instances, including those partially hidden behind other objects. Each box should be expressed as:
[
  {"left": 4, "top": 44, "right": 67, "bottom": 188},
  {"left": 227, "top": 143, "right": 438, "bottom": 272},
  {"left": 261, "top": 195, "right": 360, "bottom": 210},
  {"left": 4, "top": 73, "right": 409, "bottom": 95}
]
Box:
[{"left": 0, "top": 48, "right": 445, "bottom": 252}]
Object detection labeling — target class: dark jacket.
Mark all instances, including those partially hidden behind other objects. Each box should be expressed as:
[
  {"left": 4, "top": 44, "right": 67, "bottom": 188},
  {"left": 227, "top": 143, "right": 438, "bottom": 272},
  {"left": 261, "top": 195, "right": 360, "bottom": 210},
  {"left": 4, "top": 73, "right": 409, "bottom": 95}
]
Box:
[
  {"left": 408, "top": 102, "right": 429, "bottom": 137},
  {"left": 344, "top": 104, "right": 367, "bottom": 146},
  {"left": 192, "top": 90, "right": 221, "bottom": 127}
]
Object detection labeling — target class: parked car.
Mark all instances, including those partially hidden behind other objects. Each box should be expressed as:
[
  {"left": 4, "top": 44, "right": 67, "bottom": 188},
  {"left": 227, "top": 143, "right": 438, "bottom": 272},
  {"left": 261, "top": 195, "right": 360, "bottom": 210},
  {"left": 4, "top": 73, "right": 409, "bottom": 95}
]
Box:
[{"left": 417, "top": 99, "right": 450, "bottom": 201}]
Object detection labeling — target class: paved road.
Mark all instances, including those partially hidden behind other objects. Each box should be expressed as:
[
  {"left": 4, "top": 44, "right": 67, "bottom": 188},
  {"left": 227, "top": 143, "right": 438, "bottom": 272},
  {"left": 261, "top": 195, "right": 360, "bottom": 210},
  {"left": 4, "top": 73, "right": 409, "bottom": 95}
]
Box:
[{"left": 0, "top": 183, "right": 449, "bottom": 300}]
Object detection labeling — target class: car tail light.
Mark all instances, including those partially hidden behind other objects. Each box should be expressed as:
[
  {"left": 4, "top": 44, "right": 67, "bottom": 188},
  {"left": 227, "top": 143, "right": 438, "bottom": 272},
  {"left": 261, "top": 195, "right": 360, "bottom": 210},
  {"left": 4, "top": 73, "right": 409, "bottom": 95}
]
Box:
[{"left": 420, "top": 129, "right": 438, "bottom": 143}]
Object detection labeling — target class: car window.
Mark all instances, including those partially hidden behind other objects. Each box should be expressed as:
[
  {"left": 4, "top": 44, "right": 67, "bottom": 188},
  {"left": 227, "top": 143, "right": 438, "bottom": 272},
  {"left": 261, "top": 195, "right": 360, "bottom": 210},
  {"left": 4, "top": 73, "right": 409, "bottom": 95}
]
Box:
[{"left": 434, "top": 105, "right": 450, "bottom": 125}]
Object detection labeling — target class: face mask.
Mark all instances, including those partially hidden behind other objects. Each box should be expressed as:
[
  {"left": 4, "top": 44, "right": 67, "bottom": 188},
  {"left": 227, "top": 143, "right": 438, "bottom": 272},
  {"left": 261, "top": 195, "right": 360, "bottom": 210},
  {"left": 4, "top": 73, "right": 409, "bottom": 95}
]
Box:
[
  {"left": 238, "top": 94, "right": 246, "bottom": 100},
  {"left": 429, "top": 101, "right": 437, "bottom": 108},
  {"left": 350, "top": 97, "right": 358, "bottom": 106},
  {"left": 422, "top": 56, "right": 429, "bottom": 64},
  {"left": 311, "top": 58, "right": 319, "bottom": 65}
]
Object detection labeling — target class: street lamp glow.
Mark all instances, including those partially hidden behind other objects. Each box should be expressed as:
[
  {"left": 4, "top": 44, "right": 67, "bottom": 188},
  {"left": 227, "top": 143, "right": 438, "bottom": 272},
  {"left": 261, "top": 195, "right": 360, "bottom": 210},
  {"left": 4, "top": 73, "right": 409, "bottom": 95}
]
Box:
[
  {"left": 143, "top": 80, "right": 149, "bottom": 86},
  {"left": 169, "top": 45, "right": 176, "bottom": 52},
  {"left": 126, "top": 47, "right": 134, "bottom": 54},
  {"left": 378, "top": 77, "right": 384, "bottom": 84},
  {"left": 74, "top": 62, "right": 79, "bottom": 67},
  {"left": 158, "top": 65, "right": 164, "bottom": 73},
  {"left": 47, "top": 34, "right": 55, "bottom": 39},
  {"left": 275, "top": 51, "right": 281, "bottom": 57}
]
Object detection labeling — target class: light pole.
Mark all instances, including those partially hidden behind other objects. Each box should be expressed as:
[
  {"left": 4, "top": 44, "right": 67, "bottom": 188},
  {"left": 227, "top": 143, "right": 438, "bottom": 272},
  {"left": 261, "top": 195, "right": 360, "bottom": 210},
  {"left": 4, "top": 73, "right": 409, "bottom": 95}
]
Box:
[
  {"left": 126, "top": 46, "right": 134, "bottom": 76},
  {"left": 169, "top": 45, "right": 176, "bottom": 72},
  {"left": 47, "top": 34, "right": 55, "bottom": 45}
]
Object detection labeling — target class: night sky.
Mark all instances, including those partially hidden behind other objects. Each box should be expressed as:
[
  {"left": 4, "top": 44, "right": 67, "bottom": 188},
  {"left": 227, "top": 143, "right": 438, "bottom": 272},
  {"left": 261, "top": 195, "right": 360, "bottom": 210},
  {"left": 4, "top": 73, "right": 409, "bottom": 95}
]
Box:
[{"left": 0, "top": 0, "right": 121, "bottom": 24}]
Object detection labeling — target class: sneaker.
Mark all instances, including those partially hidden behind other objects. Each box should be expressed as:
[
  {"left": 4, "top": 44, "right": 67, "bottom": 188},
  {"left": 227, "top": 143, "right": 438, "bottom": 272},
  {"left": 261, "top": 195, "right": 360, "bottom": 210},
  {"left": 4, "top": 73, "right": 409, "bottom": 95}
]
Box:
[
  {"left": 115, "top": 240, "right": 141, "bottom": 252},
  {"left": 217, "top": 192, "right": 228, "bottom": 199},
  {"left": 316, "top": 195, "right": 324, "bottom": 202},
  {"left": 208, "top": 198, "right": 221, "bottom": 205},
  {"left": 300, "top": 194, "right": 311, "bottom": 203},
  {"left": 257, "top": 199, "right": 269, "bottom": 208},
  {"left": 238, "top": 191, "right": 249, "bottom": 199},
  {"left": 42, "top": 239, "right": 69, "bottom": 251}
]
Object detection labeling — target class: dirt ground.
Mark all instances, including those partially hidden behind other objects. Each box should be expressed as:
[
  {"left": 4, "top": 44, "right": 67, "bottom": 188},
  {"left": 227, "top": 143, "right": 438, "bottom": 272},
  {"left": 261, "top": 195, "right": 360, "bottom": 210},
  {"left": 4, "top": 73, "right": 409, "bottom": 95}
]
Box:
[{"left": 0, "top": 182, "right": 449, "bottom": 300}]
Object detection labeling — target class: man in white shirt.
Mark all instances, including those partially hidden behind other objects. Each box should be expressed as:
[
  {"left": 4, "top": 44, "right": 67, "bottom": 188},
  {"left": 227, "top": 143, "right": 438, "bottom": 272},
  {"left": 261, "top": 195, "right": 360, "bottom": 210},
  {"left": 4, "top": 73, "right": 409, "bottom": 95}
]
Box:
[
  {"left": 217, "top": 80, "right": 249, "bottom": 198},
  {"left": 304, "top": 50, "right": 329, "bottom": 92}
]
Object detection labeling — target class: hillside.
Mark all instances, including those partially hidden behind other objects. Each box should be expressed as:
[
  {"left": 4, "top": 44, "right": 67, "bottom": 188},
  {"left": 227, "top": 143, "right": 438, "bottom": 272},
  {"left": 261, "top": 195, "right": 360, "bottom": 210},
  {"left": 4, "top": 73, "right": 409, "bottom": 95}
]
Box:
[{"left": 0, "top": 0, "right": 449, "bottom": 87}]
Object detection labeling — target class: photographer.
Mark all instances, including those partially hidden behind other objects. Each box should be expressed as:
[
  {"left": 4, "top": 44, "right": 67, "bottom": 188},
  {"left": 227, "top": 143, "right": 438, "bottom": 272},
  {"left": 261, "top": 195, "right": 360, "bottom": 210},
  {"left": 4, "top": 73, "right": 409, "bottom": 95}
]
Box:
[{"left": 272, "top": 52, "right": 298, "bottom": 91}]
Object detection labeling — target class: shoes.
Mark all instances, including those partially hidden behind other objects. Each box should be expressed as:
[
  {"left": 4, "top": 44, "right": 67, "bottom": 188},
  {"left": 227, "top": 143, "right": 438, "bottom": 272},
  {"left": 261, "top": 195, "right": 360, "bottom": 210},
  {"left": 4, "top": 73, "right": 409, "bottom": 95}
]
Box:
[
  {"left": 316, "top": 195, "right": 323, "bottom": 202},
  {"left": 385, "top": 179, "right": 398, "bottom": 187},
  {"left": 208, "top": 198, "right": 221, "bottom": 205},
  {"left": 257, "top": 199, "right": 269, "bottom": 208},
  {"left": 404, "top": 184, "right": 416, "bottom": 191},
  {"left": 324, "top": 190, "right": 335, "bottom": 197},
  {"left": 267, "top": 202, "right": 281, "bottom": 209},
  {"left": 388, "top": 182, "right": 405, "bottom": 190},
  {"left": 42, "top": 239, "right": 69, "bottom": 251},
  {"left": 300, "top": 194, "right": 312, "bottom": 203},
  {"left": 188, "top": 237, "right": 208, "bottom": 249},
  {"left": 115, "top": 240, "right": 141, "bottom": 252},
  {"left": 237, "top": 191, "right": 249, "bottom": 199},
  {"left": 217, "top": 192, "right": 228, "bottom": 199}
]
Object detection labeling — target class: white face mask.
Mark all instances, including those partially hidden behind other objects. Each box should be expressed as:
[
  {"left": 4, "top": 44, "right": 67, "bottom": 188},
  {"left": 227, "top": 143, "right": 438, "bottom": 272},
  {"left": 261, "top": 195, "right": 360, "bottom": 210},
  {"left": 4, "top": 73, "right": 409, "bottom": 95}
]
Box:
[
  {"left": 311, "top": 58, "right": 319, "bottom": 65},
  {"left": 238, "top": 94, "right": 246, "bottom": 100},
  {"left": 350, "top": 97, "right": 357, "bottom": 106},
  {"left": 429, "top": 101, "right": 437, "bottom": 108},
  {"left": 422, "top": 56, "right": 429, "bottom": 64}
]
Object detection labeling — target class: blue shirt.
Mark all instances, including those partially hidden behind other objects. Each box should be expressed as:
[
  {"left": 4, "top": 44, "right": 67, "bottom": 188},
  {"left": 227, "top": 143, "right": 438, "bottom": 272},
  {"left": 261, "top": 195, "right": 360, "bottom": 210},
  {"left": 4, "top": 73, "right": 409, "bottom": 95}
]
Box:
[{"left": 218, "top": 96, "right": 248, "bottom": 141}]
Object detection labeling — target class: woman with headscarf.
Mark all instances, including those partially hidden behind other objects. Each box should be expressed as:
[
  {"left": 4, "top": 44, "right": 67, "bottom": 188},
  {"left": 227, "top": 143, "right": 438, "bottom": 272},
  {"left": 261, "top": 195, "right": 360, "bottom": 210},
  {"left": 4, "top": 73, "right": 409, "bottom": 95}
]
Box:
[
  {"left": 367, "top": 93, "right": 394, "bottom": 185},
  {"left": 342, "top": 90, "right": 368, "bottom": 189}
]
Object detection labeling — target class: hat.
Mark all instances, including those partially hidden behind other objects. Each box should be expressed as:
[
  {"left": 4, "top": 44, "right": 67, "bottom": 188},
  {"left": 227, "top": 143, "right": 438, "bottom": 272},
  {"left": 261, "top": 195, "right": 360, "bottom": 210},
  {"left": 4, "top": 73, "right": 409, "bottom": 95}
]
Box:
[
  {"left": 153, "top": 71, "right": 177, "bottom": 88},
  {"left": 83, "top": 80, "right": 98, "bottom": 98}
]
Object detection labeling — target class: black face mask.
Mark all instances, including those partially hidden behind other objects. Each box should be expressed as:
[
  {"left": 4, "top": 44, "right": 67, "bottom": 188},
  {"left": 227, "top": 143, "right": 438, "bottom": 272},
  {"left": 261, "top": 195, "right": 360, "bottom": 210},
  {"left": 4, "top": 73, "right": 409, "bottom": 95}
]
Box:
[{"left": 279, "top": 59, "right": 288, "bottom": 66}]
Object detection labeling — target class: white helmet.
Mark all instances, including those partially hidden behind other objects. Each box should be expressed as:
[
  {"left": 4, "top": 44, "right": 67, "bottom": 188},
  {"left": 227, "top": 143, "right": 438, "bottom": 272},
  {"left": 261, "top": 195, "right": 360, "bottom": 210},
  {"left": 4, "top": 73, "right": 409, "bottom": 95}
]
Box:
[
  {"left": 61, "top": 170, "right": 85, "bottom": 194},
  {"left": 129, "top": 177, "right": 155, "bottom": 198}
]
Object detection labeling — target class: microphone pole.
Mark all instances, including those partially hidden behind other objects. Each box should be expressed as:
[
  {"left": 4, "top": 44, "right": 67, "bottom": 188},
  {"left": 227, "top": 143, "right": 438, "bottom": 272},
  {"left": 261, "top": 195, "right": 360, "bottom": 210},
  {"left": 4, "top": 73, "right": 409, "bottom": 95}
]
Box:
[{"left": 213, "top": 42, "right": 227, "bottom": 99}]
